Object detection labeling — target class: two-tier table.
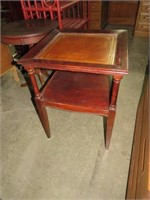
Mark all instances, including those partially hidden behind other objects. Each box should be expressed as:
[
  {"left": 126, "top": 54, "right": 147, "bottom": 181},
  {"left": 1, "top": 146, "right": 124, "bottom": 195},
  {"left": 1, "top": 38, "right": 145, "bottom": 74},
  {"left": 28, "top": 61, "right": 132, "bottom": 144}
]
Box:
[{"left": 18, "top": 29, "right": 128, "bottom": 149}]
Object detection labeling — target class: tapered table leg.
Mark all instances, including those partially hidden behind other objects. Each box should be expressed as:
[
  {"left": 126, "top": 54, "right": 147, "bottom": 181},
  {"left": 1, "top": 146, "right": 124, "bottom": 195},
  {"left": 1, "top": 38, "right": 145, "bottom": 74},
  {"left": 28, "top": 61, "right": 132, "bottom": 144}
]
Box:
[
  {"left": 105, "top": 109, "right": 116, "bottom": 150},
  {"left": 35, "top": 98, "right": 51, "bottom": 138},
  {"left": 27, "top": 67, "right": 51, "bottom": 138}
]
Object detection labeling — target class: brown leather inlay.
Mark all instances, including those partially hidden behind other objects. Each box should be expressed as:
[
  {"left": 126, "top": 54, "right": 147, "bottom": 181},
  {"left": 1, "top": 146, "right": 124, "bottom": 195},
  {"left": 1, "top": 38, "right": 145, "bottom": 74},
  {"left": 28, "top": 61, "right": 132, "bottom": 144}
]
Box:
[{"left": 37, "top": 33, "right": 117, "bottom": 65}]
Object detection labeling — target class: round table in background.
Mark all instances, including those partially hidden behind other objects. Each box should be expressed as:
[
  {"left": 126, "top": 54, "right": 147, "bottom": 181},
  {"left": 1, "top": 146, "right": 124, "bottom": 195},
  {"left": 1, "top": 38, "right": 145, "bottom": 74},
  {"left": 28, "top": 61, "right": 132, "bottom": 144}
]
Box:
[
  {"left": 1, "top": 19, "right": 58, "bottom": 45},
  {"left": 1, "top": 19, "right": 58, "bottom": 86}
]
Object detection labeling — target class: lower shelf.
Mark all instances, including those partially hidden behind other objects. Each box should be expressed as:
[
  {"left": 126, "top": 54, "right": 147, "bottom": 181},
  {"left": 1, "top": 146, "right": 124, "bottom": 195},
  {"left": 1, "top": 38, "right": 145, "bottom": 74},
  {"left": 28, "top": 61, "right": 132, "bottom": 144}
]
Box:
[{"left": 41, "top": 71, "right": 110, "bottom": 115}]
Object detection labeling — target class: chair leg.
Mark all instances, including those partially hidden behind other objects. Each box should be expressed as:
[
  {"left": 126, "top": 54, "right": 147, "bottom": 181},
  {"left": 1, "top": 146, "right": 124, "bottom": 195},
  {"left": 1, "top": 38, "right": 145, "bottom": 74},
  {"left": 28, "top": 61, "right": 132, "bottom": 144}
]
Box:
[
  {"left": 10, "top": 65, "right": 20, "bottom": 82},
  {"left": 34, "top": 98, "right": 51, "bottom": 138},
  {"left": 105, "top": 109, "right": 116, "bottom": 150}
]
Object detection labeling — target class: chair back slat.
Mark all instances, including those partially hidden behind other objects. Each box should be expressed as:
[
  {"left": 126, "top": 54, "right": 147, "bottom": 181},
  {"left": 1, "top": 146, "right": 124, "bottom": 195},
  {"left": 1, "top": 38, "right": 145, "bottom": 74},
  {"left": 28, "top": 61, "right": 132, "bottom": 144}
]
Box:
[
  {"left": 20, "top": 0, "right": 53, "bottom": 20},
  {"left": 20, "top": 0, "right": 89, "bottom": 29}
]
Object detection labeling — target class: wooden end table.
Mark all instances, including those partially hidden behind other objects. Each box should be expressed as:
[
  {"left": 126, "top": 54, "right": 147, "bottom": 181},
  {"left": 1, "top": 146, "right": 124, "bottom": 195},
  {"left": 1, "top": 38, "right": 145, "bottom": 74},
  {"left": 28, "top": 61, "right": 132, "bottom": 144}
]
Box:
[{"left": 18, "top": 29, "right": 128, "bottom": 150}]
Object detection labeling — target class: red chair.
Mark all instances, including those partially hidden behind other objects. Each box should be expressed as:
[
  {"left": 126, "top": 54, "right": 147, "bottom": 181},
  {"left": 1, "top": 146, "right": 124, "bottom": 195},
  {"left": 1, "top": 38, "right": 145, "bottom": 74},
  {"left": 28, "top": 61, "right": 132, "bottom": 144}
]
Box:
[
  {"left": 20, "top": 0, "right": 89, "bottom": 30},
  {"left": 44, "top": 0, "right": 89, "bottom": 29},
  {"left": 20, "top": 0, "right": 53, "bottom": 20}
]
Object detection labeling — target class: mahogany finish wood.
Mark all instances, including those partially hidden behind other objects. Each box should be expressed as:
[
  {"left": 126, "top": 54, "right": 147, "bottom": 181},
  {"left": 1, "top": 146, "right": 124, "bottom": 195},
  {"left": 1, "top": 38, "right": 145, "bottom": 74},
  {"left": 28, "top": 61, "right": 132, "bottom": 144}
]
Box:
[
  {"left": 1, "top": 19, "right": 58, "bottom": 46},
  {"left": 41, "top": 71, "right": 109, "bottom": 115},
  {"left": 18, "top": 29, "right": 128, "bottom": 150}
]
